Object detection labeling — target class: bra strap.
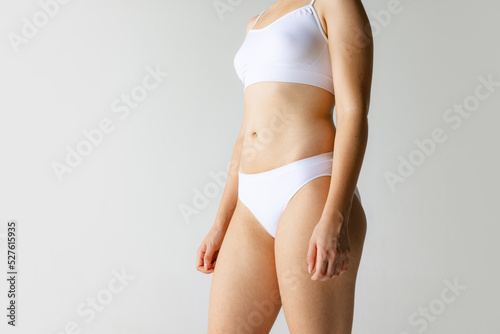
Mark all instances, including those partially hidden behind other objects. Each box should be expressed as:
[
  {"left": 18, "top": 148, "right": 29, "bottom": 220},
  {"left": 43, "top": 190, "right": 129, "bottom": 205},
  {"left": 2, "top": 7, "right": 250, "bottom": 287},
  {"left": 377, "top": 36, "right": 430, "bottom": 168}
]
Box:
[
  {"left": 251, "top": 9, "right": 267, "bottom": 29},
  {"left": 252, "top": 0, "right": 314, "bottom": 29}
]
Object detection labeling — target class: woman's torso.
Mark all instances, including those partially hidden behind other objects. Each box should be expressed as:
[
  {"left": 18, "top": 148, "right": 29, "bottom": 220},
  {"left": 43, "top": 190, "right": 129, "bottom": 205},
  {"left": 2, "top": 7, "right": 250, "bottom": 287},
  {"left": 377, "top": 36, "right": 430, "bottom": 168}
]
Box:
[
  {"left": 235, "top": 1, "right": 337, "bottom": 174},
  {"left": 239, "top": 83, "right": 336, "bottom": 173}
]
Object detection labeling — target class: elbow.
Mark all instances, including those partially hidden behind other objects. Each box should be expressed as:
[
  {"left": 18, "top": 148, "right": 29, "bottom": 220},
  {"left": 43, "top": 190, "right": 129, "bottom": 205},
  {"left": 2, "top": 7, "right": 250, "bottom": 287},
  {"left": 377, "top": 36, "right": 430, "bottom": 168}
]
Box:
[{"left": 336, "top": 106, "right": 369, "bottom": 123}]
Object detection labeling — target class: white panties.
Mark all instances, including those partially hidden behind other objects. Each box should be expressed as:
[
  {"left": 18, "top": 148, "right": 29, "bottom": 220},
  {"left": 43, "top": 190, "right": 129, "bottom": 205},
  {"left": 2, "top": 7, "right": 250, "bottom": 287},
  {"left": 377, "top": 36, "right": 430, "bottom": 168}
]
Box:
[{"left": 237, "top": 151, "right": 361, "bottom": 238}]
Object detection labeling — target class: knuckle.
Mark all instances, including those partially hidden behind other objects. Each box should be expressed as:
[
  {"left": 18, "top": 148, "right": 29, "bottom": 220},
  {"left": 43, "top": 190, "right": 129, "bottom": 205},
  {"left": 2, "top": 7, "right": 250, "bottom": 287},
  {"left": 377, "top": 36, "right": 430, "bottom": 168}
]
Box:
[
  {"left": 317, "top": 246, "right": 327, "bottom": 257},
  {"left": 326, "top": 248, "right": 337, "bottom": 257}
]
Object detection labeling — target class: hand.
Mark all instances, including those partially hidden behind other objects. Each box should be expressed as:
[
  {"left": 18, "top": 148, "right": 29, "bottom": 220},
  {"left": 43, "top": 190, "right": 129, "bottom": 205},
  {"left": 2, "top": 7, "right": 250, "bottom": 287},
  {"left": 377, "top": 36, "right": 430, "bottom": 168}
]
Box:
[
  {"left": 306, "top": 214, "right": 350, "bottom": 281},
  {"left": 196, "top": 225, "right": 226, "bottom": 274}
]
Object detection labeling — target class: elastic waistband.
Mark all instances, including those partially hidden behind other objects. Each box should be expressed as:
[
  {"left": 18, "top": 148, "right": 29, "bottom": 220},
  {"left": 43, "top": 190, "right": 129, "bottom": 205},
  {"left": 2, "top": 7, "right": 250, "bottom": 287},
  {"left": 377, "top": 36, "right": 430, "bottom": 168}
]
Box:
[
  {"left": 244, "top": 67, "right": 334, "bottom": 95},
  {"left": 238, "top": 151, "right": 333, "bottom": 179}
]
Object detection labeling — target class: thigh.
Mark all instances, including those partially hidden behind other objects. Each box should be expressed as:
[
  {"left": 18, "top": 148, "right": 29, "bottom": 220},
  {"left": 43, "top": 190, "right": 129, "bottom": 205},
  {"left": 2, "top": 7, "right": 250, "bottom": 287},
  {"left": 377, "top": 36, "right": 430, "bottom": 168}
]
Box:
[
  {"left": 274, "top": 176, "right": 367, "bottom": 334},
  {"left": 208, "top": 198, "right": 282, "bottom": 334}
]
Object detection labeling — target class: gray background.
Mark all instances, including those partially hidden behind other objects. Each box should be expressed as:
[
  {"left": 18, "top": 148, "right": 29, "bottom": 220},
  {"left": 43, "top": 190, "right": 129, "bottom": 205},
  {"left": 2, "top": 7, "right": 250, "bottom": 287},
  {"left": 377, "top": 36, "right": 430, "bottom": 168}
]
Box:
[{"left": 0, "top": 0, "right": 499, "bottom": 333}]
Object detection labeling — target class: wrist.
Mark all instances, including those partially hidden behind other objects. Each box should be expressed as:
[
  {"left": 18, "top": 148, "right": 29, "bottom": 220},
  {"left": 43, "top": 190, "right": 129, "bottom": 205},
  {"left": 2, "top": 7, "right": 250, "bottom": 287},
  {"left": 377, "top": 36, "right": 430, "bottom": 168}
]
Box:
[
  {"left": 213, "top": 199, "right": 238, "bottom": 232},
  {"left": 321, "top": 205, "right": 351, "bottom": 227},
  {"left": 213, "top": 215, "right": 231, "bottom": 232}
]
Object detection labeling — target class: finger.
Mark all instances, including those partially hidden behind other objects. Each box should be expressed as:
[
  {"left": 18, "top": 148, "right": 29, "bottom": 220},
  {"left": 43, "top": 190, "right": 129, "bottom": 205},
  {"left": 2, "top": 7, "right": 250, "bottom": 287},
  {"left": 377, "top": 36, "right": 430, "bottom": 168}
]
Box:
[
  {"left": 336, "top": 260, "right": 345, "bottom": 276},
  {"left": 197, "top": 259, "right": 209, "bottom": 273},
  {"left": 204, "top": 245, "right": 215, "bottom": 272},
  {"left": 306, "top": 239, "right": 317, "bottom": 274},
  {"left": 210, "top": 250, "right": 219, "bottom": 269},
  {"left": 333, "top": 261, "right": 342, "bottom": 276},
  {"left": 323, "top": 256, "right": 336, "bottom": 281},
  {"left": 339, "top": 260, "right": 345, "bottom": 274},
  {"left": 207, "top": 255, "right": 218, "bottom": 271},
  {"left": 342, "top": 257, "right": 349, "bottom": 273},
  {"left": 196, "top": 245, "right": 206, "bottom": 271},
  {"left": 312, "top": 251, "right": 328, "bottom": 280},
  {"left": 204, "top": 260, "right": 215, "bottom": 273}
]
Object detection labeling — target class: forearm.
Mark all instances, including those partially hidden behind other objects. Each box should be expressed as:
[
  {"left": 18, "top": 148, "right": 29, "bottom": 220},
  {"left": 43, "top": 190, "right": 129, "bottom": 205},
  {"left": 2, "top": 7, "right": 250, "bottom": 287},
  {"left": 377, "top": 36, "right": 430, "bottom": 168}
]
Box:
[
  {"left": 321, "top": 110, "right": 368, "bottom": 225},
  {"left": 212, "top": 135, "right": 244, "bottom": 232}
]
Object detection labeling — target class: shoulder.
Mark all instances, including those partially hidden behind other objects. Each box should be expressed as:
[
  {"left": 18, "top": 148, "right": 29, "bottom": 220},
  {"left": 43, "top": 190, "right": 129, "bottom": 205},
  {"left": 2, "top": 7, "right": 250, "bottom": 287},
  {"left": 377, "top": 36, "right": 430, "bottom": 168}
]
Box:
[
  {"left": 318, "top": 0, "right": 371, "bottom": 39},
  {"left": 320, "top": 0, "right": 368, "bottom": 21},
  {"left": 248, "top": 13, "right": 260, "bottom": 28},
  {"left": 244, "top": 13, "right": 261, "bottom": 37}
]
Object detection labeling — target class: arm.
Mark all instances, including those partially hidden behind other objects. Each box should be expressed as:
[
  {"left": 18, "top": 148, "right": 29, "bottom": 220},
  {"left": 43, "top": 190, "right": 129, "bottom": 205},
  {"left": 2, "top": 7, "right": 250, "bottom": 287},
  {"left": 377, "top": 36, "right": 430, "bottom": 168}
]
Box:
[
  {"left": 212, "top": 129, "right": 245, "bottom": 233},
  {"left": 321, "top": 0, "right": 373, "bottom": 226},
  {"left": 307, "top": 0, "right": 373, "bottom": 280},
  {"left": 196, "top": 16, "right": 257, "bottom": 274},
  {"left": 196, "top": 117, "right": 247, "bottom": 273}
]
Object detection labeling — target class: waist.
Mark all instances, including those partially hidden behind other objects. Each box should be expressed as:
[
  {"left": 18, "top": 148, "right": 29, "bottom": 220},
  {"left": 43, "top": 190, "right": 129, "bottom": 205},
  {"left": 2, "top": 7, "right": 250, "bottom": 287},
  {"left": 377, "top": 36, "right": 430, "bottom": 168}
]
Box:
[{"left": 239, "top": 119, "right": 335, "bottom": 174}]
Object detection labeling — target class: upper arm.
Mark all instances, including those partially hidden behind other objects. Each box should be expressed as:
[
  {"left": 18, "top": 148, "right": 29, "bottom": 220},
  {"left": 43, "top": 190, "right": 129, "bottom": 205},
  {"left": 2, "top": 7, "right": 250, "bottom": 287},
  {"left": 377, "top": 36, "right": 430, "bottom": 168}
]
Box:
[{"left": 323, "top": 0, "right": 373, "bottom": 117}]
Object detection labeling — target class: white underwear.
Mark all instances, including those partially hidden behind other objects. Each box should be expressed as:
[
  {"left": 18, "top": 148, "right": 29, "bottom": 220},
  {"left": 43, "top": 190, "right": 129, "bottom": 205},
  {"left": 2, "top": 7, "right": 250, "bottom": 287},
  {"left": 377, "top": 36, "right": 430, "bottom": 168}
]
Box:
[{"left": 237, "top": 151, "right": 361, "bottom": 238}]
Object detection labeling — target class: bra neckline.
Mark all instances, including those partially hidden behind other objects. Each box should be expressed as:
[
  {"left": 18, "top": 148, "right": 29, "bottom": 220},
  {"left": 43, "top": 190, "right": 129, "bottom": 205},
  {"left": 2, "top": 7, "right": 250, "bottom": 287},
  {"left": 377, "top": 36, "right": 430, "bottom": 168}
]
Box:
[{"left": 249, "top": 4, "right": 312, "bottom": 33}]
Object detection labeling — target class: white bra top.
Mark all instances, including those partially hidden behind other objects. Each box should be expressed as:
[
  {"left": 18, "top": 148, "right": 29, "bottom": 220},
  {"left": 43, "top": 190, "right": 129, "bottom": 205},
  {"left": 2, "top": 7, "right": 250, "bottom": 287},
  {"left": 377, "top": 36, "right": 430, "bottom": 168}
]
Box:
[{"left": 233, "top": 0, "right": 334, "bottom": 95}]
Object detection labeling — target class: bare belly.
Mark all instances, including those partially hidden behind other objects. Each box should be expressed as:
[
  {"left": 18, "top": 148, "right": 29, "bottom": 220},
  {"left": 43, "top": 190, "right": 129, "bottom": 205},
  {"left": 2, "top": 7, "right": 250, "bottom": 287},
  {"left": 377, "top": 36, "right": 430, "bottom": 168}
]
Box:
[{"left": 239, "top": 82, "right": 337, "bottom": 174}]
